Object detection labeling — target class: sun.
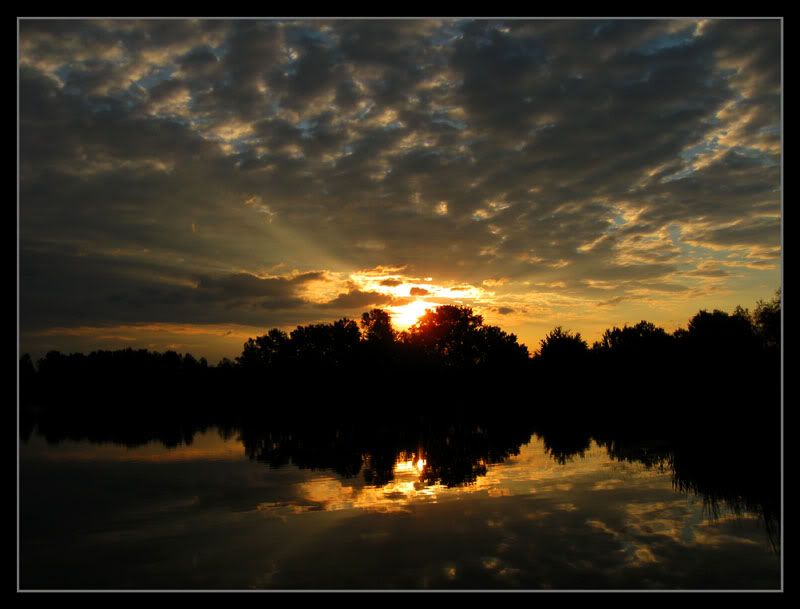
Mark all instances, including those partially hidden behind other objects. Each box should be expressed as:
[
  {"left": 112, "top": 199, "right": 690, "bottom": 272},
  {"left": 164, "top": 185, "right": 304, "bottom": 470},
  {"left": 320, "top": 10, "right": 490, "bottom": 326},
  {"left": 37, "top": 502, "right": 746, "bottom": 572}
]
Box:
[{"left": 389, "top": 299, "right": 435, "bottom": 330}]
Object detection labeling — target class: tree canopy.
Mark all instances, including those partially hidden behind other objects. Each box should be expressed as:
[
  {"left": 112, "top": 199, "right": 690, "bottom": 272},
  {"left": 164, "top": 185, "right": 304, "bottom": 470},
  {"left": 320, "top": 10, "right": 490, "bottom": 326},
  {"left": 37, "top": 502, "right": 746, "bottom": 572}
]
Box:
[{"left": 21, "top": 292, "right": 781, "bottom": 399}]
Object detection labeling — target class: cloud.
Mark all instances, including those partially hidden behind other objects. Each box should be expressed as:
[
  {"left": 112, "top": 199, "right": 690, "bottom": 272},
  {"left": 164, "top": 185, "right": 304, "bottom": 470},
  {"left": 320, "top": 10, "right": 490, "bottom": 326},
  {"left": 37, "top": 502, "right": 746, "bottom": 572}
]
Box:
[
  {"left": 192, "top": 271, "right": 323, "bottom": 307},
  {"left": 320, "top": 289, "right": 397, "bottom": 310},
  {"left": 19, "top": 18, "right": 781, "bottom": 355}
]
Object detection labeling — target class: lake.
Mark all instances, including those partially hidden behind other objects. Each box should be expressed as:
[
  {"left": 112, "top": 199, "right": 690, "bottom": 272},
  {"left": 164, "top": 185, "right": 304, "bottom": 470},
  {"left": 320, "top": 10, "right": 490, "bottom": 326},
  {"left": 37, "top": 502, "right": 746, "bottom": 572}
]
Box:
[{"left": 19, "top": 421, "right": 781, "bottom": 590}]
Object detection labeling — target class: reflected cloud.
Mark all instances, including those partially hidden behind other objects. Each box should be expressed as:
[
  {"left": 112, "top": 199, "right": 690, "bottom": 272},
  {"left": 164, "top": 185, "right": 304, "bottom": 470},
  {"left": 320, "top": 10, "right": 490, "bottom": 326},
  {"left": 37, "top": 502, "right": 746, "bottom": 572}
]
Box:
[
  {"left": 22, "top": 429, "right": 244, "bottom": 462},
  {"left": 21, "top": 418, "right": 781, "bottom": 589}
]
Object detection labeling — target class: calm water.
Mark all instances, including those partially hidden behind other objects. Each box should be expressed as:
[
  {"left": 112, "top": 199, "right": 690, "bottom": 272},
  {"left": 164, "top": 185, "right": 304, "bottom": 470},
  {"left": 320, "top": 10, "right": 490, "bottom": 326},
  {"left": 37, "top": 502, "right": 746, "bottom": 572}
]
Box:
[{"left": 20, "top": 425, "right": 780, "bottom": 590}]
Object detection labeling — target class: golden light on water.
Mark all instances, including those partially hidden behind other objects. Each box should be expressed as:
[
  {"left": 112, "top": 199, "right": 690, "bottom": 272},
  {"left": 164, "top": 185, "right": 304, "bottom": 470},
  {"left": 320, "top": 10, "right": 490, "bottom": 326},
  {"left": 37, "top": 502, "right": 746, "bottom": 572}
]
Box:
[
  {"left": 394, "top": 453, "right": 426, "bottom": 475},
  {"left": 287, "top": 439, "right": 659, "bottom": 515},
  {"left": 393, "top": 461, "right": 414, "bottom": 474}
]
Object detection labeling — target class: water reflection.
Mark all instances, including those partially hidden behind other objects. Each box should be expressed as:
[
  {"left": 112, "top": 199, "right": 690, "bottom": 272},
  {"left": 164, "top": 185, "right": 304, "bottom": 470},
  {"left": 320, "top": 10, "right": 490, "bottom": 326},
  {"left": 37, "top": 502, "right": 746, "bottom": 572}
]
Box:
[
  {"left": 23, "top": 417, "right": 781, "bottom": 541},
  {"left": 20, "top": 403, "right": 781, "bottom": 589},
  {"left": 265, "top": 438, "right": 662, "bottom": 515},
  {"left": 21, "top": 426, "right": 780, "bottom": 590}
]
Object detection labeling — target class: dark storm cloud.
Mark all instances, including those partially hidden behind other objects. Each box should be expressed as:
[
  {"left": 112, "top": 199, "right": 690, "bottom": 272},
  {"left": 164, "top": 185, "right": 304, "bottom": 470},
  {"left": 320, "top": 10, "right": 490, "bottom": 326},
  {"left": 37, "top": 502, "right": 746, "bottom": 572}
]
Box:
[
  {"left": 19, "top": 18, "right": 781, "bottom": 337},
  {"left": 320, "top": 288, "right": 396, "bottom": 310},
  {"left": 20, "top": 244, "right": 330, "bottom": 330},
  {"left": 193, "top": 271, "right": 324, "bottom": 307}
]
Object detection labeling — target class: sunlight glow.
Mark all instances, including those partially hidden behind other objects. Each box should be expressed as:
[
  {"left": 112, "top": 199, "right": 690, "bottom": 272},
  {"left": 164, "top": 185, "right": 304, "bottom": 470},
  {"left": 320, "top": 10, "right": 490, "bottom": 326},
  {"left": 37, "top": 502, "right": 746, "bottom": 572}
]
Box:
[{"left": 389, "top": 299, "right": 436, "bottom": 330}]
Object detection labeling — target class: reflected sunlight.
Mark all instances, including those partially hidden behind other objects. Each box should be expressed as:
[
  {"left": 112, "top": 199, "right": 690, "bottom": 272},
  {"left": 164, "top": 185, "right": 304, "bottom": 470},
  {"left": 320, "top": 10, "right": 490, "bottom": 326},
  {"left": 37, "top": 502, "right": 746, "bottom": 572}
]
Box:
[{"left": 290, "top": 440, "right": 652, "bottom": 515}]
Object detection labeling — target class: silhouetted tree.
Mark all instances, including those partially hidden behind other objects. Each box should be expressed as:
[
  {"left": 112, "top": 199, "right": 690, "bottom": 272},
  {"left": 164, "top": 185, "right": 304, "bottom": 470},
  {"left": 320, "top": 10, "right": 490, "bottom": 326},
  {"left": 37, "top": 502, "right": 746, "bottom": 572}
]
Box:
[
  {"left": 406, "top": 305, "right": 486, "bottom": 367},
  {"left": 591, "top": 320, "right": 675, "bottom": 387},
  {"left": 680, "top": 308, "right": 760, "bottom": 362},
  {"left": 753, "top": 289, "right": 781, "bottom": 351},
  {"left": 237, "top": 328, "right": 293, "bottom": 369},
  {"left": 359, "top": 308, "right": 398, "bottom": 369},
  {"left": 594, "top": 320, "right": 672, "bottom": 355},
  {"left": 20, "top": 353, "right": 36, "bottom": 392},
  {"left": 217, "top": 357, "right": 237, "bottom": 369},
  {"left": 22, "top": 294, "right": 780, "bottom": 442},
  {"left": 536, "top": 326, "right": 588, "bottom": 363},
  {"left": 476, "top": 324, "right": 530, "bottom": 369},
  {"left": 290, "top": 318, "right": 361, "bottom": 369},
  {"left": 360, "top": 309, "right": 396, "bottom": 346},
  {"left": 19, "top": 354, "right": 37, "bottom": 440}
]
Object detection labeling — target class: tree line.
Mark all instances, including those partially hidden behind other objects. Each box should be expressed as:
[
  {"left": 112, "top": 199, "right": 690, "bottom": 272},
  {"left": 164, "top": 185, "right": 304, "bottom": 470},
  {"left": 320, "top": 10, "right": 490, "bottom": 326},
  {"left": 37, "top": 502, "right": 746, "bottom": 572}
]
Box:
[
  {"left": 18, "top": 291, "right": 781, "bottom": 546},
  {"left": 217, "top": 288, "right": 780, "bottom": 373},
  {"left": 20, "top": 290, "right": 781, "bottom": 421}
]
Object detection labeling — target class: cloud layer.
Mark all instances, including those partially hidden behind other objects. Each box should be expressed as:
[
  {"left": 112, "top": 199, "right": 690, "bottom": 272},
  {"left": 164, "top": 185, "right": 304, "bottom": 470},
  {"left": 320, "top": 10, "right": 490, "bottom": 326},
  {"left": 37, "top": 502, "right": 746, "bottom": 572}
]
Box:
[{"left": 20, "top": 19, "right": 781, "bottom": 358}]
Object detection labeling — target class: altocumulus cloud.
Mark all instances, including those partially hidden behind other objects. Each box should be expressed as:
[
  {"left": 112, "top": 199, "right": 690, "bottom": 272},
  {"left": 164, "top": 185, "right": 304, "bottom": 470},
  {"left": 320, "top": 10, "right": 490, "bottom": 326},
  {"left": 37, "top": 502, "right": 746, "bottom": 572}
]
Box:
[{"left": 19, "top": 19, "right": 780, "bottom": 357}]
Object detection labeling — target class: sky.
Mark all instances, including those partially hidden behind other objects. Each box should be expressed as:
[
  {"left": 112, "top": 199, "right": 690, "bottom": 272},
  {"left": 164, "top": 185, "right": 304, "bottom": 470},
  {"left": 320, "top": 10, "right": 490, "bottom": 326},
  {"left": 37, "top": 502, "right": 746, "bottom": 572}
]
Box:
[{"left": 19, "top": 18, "right": 781, "bottom": 363}]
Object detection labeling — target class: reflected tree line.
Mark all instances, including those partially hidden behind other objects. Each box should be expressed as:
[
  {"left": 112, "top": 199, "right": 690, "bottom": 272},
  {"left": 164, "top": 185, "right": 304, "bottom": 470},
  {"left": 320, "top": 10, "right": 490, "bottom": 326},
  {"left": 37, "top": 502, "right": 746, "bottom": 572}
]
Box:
[{"left": 19, "top": 291, "right": 781, "bottom": 547}]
